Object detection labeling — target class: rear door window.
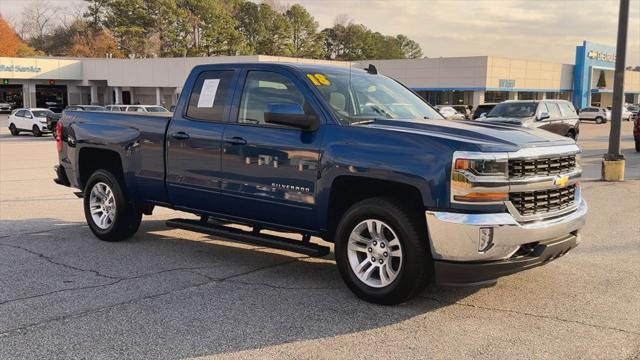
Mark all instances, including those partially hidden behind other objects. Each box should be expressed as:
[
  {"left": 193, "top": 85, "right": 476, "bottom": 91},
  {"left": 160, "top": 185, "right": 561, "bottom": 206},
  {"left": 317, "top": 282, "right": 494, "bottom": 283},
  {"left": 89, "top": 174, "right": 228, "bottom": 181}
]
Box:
[
  {"left": 186, "top": 70, "right": 235, "bottom": 122},
  {"left": 559, "top": 102, "right": 576, "bottom": 117},
  {"left": 546, "top": 103, "right": 562, "bottom": 118}
]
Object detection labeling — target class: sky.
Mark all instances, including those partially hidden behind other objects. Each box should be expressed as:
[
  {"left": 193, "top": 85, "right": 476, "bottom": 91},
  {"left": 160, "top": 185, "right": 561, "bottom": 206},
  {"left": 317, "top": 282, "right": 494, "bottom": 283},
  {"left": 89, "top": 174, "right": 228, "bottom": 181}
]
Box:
[{"left": 0, "top": 0, "right": 639, "bottom": 65}]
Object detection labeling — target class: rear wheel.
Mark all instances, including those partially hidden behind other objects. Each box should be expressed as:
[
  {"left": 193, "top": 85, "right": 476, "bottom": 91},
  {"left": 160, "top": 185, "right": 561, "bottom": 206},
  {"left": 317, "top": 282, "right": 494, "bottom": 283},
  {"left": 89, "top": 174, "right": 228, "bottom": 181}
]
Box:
[
  {"left": 595, "top": 116, "right": 604, "bottom": 124},
  {"left": 83, "top": 169, "right": 142, "bottom": 242},
  {"left": 567, "top": 129, "right": 577, "bottom": 141},
  {"left": 32, "top": 125, "right": 42, "bottom": 137},
  {"left": 9, "top": 123, "right": 18, "bottom": 136},
  {"left": 334, "top": 197, "right": 432, "bottom": 305}
]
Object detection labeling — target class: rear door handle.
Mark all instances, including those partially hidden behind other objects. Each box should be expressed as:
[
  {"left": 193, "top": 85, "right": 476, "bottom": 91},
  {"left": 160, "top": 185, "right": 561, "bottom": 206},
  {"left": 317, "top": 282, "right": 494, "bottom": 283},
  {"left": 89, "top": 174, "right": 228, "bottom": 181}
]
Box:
[
  {"left": 171, "top": 132, "right": 190, "bottom": 140},
  {"left": 225, "top": 136, "right": 247, "bottom": 145}
]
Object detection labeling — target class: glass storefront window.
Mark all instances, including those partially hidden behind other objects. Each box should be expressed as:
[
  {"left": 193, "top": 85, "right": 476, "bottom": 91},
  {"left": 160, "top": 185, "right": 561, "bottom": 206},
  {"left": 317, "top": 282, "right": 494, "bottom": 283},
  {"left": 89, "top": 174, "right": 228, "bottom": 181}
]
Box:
[{"left": 484, "top": 91, "right": 509, "bottom": 103}]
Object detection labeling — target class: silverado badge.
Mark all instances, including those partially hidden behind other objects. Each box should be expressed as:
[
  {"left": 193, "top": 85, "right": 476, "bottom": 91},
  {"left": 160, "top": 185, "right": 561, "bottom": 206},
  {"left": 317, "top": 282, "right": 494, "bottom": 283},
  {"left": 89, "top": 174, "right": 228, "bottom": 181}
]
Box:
[{"left": 554, "top": 175, "right": 569, "bottom": 188}]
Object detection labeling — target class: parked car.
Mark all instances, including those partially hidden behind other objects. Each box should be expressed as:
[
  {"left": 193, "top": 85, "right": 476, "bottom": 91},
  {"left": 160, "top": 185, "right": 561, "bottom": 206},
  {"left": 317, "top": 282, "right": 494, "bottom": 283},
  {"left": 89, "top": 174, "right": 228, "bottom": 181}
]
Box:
[
  {"left": 435, "top": 105, "right": 465, "bottom": 120},
  {"left": 7, "top": 108, "right": 54, "bottom": 136},
  {"left": 54, "top": 63, "right": 586, "bottom": 305},
  {"left": 633, "top": 112, "right": 640, "bottom": 152},
  {"left": 46, "top": 112, "right": 62, "bottom": 139},
  {"left": 627, "top": 104, "right": 639, "bottom": 119},
  {"left": 105, "top": 105, "right": 128, "bottom": 112},
  {"left": 578, "top": 107, "right": 609, "bottom": 124},
  {"left": 0, "top": 102, "right": 11, "bottom": 113},
  {"left": 124, "top": 105, "right": 170, "bottom": 113},
  {"left": 477, "top": 100, "right": 580, "bottom": 139},
  {"left": 65, "top": 105, "right": 108, "bottom": 112},
  {"left": 472, "top": 103, "right": 497, "bottom": 119},
  {"left": 451, "top": 105, "right": 471, "bottom": 119},
  {"left": 605, "top": 106, "right": 632, "bottom": 121}
]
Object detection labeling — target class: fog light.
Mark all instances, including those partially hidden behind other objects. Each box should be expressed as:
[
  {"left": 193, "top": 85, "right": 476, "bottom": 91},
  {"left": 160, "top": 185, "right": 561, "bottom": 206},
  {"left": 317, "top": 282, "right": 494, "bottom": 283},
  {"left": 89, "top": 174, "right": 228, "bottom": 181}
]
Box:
[{"left": 479, "top": 227, "right": 494, "bottom": 253}]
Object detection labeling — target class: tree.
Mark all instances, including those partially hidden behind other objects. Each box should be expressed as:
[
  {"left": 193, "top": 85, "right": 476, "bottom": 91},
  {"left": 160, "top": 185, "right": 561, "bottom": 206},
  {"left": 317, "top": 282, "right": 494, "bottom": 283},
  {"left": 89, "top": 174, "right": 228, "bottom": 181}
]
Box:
[
  {"left": 395, "top": 34, "right": 423, "bottom": 59},
  {"left": 84, "top": 0, "right": 111, "bottom": 29},
  {"left": 285, "top": 4, "right": 323, "bottom": 58},
  {"left": 103, "top": 0, "right": 157, "bottom": 57},
  {"left": 0, "top": 16, "right": 22, "bottom": 56},
  {"left": 236, "top": 2, "right": 291, "bottom": 56}
]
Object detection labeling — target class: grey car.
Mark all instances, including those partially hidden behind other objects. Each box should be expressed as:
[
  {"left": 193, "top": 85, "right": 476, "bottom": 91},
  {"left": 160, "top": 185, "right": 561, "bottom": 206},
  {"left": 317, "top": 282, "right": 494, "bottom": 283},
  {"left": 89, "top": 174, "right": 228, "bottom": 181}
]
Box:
[{"left": 477, "top": 100, "right": 580, "bottom": 140}]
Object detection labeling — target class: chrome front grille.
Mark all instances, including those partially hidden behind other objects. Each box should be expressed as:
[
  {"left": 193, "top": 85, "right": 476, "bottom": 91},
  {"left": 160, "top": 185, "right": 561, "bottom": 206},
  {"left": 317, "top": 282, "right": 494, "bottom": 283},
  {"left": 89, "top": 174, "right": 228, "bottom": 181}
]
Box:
[
  {"left": 509, "top": 185, "right": 577, "bottom": 216},
  {"left": 509, "top": 155, "right": 577, "bottom": 178}
]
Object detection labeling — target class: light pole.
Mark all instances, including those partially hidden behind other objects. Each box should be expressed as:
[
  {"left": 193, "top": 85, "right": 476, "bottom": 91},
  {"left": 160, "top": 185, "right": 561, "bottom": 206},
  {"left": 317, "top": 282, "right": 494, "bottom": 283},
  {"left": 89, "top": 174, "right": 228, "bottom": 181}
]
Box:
[{"left": 602, "top": 0, "right": 629, "bottom": 181}]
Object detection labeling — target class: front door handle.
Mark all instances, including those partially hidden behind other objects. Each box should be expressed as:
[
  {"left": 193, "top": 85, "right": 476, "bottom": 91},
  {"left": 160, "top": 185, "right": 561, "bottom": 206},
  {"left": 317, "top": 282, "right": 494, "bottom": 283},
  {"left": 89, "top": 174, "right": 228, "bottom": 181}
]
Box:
[
  {"left": 225, "top": 136, "right": 247, "bottom": 145},
  {"left": 171, "top": 132, "right": 190, "bottom": 140}
]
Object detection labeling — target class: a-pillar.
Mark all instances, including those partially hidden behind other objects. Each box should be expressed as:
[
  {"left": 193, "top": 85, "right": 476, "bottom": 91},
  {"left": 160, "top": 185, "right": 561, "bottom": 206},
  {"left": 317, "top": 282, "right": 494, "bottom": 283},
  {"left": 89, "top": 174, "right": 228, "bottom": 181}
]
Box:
[
  {"left": 114, "top": 87, "right": 122, "bottom": 104},
  {"left": 156, "top": 87, "right": 162, "bottom": 105},
  {"left": 472, "top": 90, "right": 485, "bottom": 107},
  {"left": 90, "top": 85, "right": 99, "bottom": 105}
]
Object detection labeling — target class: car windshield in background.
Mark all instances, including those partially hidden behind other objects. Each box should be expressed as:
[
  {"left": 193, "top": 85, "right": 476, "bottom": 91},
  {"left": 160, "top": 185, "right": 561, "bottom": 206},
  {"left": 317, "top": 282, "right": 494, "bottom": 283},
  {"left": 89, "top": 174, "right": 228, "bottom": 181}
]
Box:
[
  {"left": 487, "top": 102, "right": 537, "bottom": 118},
  {"left": 32, "top": 110, "right": 54, "bottom": 117},
  {"left": 145, "top": 106, "right": 169, "bottom": 112},
  {"left": 85, "top": 106, "right": 107, "bottom": 111},
  {"left": 309, "top": 71, "right": 443, "bottom": 123}
]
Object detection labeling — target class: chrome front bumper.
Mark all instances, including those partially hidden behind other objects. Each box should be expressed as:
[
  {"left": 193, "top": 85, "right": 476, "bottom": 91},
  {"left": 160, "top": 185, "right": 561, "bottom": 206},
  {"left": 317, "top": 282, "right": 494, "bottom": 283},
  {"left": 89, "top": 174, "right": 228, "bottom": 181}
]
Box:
[{"left": 425, "top": 198, "right": 587, "bottom": 262}]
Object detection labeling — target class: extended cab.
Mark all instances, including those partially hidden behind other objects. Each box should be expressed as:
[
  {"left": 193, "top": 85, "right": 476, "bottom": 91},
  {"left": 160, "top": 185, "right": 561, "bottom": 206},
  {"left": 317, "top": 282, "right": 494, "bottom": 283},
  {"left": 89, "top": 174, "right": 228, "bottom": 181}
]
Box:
[{"left": 54, "top": 63, "right": 587, "bottom": 304}]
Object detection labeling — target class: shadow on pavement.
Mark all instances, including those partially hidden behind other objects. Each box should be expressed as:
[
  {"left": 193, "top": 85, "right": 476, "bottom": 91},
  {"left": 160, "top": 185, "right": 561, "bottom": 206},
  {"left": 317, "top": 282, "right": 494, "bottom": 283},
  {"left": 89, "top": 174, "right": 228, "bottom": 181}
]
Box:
[{"left": 0, "top": 217, "right": 481, "bottom": 359}]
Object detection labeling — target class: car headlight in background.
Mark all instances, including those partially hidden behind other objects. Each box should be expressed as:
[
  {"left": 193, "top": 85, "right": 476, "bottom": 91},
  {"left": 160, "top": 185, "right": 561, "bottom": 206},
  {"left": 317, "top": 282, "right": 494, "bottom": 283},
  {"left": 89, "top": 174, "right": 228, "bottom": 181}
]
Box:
[{"left": 451, "top": 152, "right": 509, "bottom": 203}]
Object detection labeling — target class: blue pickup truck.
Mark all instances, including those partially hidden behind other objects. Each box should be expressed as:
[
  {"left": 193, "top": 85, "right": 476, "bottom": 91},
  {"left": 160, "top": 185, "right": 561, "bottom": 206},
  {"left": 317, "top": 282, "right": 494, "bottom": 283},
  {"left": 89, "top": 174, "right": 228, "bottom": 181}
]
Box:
[{"left": 54, "top": 63, "right": 587, "bottom": 304}]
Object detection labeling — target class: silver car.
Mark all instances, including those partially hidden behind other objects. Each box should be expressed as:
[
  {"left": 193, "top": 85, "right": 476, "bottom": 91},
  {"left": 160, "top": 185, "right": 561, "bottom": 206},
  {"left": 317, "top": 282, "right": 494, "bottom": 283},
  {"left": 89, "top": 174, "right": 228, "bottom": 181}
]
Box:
[
  {"left": 578, "top": 107, "right": 610, "bottom": 124},
  {"left": 0, "top": 102, "right": 11, "bottom": 113}
]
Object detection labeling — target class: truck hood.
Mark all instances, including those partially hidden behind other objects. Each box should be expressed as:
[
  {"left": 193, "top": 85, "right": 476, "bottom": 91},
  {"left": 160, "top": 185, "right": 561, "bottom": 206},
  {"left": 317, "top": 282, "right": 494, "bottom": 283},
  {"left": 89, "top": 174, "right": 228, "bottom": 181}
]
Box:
[{"left": 364, "top": 119, "right": 573, "bottom": 151}]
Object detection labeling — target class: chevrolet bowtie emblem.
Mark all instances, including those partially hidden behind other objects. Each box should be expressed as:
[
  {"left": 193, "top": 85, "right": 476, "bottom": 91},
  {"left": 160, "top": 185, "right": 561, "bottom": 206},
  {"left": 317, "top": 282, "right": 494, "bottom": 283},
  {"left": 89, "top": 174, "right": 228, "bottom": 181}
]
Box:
[{"left": 554, "top": 175, "right": 569, "bottom": 188}]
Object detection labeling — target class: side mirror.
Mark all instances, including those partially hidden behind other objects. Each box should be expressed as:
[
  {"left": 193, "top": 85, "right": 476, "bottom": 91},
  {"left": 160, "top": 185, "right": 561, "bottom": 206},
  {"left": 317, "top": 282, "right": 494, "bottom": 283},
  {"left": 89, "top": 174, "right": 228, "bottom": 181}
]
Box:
[
  {"left": 265, "top": 103, "right": 319, "bottom": 131},
  {"left": 479, "top": 112, "right": 487, "bottom": 118},
  {"left": 25, "top": 114, "right": 33, "bottom": 119},
  {"left": 537, "top": 111, "right": 550, "bottom": 121}
]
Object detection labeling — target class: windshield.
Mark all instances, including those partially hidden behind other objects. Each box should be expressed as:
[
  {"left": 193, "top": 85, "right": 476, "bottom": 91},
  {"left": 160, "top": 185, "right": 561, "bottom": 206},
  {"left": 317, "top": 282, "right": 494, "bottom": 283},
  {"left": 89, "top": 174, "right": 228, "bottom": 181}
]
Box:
[
  {"left": 85, "top": 106, "right": 107, "bottom": 111},
  {"left": 309, "top": 70, "right": 442, "bottom": 123},
  {"left": 145, "top": 106, "right": 169, "bottom": 112},
  {"left": 487, "top": 102, "right": 537, "bottom": 118},
  {"left": 32, "top": 110, "right": 54, "bottom": 118}
]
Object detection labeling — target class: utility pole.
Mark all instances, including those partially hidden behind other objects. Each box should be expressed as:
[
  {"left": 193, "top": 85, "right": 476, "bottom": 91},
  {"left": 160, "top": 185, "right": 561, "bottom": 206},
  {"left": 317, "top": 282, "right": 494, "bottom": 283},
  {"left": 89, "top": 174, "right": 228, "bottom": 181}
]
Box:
[{"left": 602, "top": 0, "right": 629, "bottom": 181}]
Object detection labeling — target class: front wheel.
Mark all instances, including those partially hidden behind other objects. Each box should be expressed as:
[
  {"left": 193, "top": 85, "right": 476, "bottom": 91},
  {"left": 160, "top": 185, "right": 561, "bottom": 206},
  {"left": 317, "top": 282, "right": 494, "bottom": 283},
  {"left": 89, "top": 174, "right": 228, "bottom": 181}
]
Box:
[
  {"left": 335, "top": 198, "right": 432, "bottom": 305},
  {"left": 83, "top": 170, "right": 142, "bottom": 242},
  {"left": 32, "top": 125, "right": 42, "bottom": 137},
  {"left": 595, "top": 116, "right": 604, "bottom": 124},
  {"left": 9, "top": 123, "right": 18, "bottom": 136}
]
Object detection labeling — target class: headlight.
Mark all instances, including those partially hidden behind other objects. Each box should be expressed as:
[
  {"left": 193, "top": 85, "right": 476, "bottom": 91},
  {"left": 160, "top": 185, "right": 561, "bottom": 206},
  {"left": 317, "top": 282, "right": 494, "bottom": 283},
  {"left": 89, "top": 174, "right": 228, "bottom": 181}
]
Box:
[{"left": 451, "top": 152, "right": 508, "bottom": 204}]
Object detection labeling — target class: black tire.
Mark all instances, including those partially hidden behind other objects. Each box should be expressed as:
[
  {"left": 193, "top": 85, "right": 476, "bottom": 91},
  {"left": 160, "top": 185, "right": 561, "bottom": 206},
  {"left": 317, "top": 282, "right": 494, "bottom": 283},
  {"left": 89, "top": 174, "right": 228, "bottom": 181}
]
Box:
[
  {"left": 32, "top": 125, "right": 42, "bottom": 137},
  {"left": 334, "top": 197, "right": 432, "bottom": 305},
  {"left": 83, "top": 169, "right": 142, "bottom": 242},
  {"left": 567, "top": 129, "right": 577, "bottom": 141},
  {"left": 635, "top": 139, "right": 640, "bottom": 152},
  {"left": 9, "top": 123, "right": 19, "bottom": 136},
  {"left": 595, "top": 116, "right": 604, "bottom": 124}
]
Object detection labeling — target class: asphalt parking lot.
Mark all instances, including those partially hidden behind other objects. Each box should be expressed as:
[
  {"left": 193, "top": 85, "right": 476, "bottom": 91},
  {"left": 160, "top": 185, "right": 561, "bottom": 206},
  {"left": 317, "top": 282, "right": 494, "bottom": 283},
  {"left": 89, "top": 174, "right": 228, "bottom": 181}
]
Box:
[{"left": 0, "top": 115, "right": 638, "bottom": 359}]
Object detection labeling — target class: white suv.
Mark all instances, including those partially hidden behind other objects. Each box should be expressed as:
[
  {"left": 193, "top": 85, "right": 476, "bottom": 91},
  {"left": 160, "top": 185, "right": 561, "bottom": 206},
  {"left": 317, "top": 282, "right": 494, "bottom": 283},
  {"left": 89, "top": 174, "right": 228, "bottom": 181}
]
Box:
[
  {"left": 8, "top": 108, "right": 54, "bottom": 137},
  {"left": 578, "top": 107, "right": 610, "bottom": 124}
]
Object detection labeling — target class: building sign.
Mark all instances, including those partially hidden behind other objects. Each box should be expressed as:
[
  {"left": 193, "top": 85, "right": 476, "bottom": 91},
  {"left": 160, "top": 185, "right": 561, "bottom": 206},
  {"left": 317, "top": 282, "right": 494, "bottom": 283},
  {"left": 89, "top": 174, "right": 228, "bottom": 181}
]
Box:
[
  {"left": 0, "top": 64, "right": 42, "bottom": 73},
  {"left": 586, "top": 50, "right": 616, "bottom": 63},
  {"left": 499, "top": 79, "right": 516, "bottom": 88}
]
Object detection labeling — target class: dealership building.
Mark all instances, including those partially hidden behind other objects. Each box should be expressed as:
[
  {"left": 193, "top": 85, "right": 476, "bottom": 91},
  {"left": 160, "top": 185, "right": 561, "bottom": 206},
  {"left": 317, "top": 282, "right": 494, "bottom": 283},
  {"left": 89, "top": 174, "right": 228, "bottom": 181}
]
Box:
[{"left": 1, "top": 41, "right": 639, "bottom": 110}]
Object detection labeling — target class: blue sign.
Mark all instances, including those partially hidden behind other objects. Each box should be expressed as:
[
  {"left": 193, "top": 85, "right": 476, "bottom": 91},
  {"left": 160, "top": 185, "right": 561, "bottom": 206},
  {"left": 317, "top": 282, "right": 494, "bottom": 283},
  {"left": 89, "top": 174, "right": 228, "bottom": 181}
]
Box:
[
  {"left": 573, "top": 41, "right": 615, "bottom": 109},
  {"left": 0, "top": 64, "right": 42, "bottom": 73}
]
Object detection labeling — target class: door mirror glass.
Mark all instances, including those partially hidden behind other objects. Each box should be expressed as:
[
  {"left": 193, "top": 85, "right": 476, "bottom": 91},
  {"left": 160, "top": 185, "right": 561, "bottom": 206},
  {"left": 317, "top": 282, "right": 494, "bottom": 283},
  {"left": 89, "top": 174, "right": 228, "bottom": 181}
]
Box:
[
  {"left": 537, "top": 111, "right": 550, "bottom": 121},
  {"left": 265, "top": 103, "right": 319, "bottom": 131}
]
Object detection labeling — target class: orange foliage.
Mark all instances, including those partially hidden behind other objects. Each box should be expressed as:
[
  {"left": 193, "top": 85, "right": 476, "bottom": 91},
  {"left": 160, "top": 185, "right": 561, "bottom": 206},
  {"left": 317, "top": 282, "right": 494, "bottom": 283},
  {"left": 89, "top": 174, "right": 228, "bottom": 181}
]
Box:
[{"left": 0, "top": 16, "right": 22, "bottom": 57}]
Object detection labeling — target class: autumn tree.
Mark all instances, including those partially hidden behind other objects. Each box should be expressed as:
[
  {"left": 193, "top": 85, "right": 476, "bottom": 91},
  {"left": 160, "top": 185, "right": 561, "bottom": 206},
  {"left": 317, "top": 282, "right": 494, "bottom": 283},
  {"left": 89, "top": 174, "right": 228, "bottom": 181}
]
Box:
[{"left": 0, "top": 16, "right": 22, "bottom": 56}]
